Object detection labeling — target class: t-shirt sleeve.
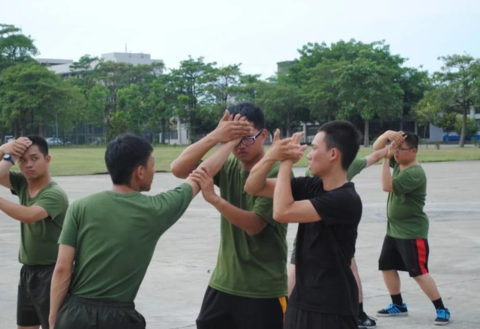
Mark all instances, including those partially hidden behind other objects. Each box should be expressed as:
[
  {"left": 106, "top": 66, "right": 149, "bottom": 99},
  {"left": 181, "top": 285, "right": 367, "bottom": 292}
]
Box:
[
  {"left": 9, "top": 171, "right": 27, "bottom": 195},
  {"left": 34, "top": 188, "right": 68, "bottom": 221},
  {"left": 347, "top": 158, "right": 367, "bottom": 181},
  {"left": 58, "top": 202, "right": 79, "bottom": 248},
  {"left": 392, "top": 167, "right": 425, "bottom": 195},
  {"left": 151, "top": 183, "right": 194, "bottom": 233},
  {"left": 310, "top": 189, "right": 358, "bottom": 226}
]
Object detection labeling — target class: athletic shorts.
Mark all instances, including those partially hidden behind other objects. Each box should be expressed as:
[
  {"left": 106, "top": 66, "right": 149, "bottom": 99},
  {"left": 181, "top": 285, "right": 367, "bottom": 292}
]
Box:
[
  {"left": 196, "top": 286, "right": 287, "bottom": 329},
  {"left": 284, "top": 306, "right": 357, "bottom": 329},
  {"left": 378, "top": 235, "right": 429, "bottom": 277},
  {"left": 17, "top": 264, "right": 55, "bottom": 328},
  {"left": 54, "top": 295, "right": 146, "bottom": 329}
]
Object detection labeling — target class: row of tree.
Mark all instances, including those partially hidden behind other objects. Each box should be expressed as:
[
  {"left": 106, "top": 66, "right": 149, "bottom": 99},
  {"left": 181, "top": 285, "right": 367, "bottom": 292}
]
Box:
[{"left": 1, "top": 23, "right": 479, "bottom": 147}]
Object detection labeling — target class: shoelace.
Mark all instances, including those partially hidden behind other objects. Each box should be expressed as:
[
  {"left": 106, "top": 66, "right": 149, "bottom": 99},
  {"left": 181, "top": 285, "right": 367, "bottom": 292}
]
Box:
[{"left": 437, "top": 309, "right": 449, "bottom": 319}]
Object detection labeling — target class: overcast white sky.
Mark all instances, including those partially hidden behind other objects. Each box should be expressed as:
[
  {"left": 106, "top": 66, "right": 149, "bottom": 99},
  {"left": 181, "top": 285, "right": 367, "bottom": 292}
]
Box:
[{"left": 1, "top": 0, "right": 479, "bottom": 78}]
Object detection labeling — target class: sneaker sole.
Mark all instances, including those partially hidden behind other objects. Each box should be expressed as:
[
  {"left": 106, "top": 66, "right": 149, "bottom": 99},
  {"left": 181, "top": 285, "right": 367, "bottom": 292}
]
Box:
[
  {"left": 376, "top": 312, "right": 408, "bottom": 317},
  {"left": 434, "top": 321, "right": 450, "bottom": 326},
  {"left": 358, "top": 325, "right": 377, "bottom": 329}
]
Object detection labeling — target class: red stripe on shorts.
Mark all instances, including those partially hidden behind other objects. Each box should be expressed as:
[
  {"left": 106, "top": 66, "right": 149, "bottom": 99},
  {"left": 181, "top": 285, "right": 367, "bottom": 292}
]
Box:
[{"left": 416, "top": 239, "right": 428, "bottom": 275}]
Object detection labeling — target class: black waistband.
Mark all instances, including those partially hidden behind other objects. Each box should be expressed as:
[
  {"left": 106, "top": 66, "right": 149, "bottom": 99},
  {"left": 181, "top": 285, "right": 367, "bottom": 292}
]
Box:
[
  {"left": 21, "top": 264, "right": 55, "bottom": 270},
  {"left": 66, "top": 295, "right": 135, "bottom": 309}
]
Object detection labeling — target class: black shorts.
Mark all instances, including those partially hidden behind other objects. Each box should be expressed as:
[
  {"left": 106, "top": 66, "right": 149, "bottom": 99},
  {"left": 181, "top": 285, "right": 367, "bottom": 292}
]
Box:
[
  {"left": 378, "top": 235, "right": 430, "bottom": 277},
  {"left": 196, "top": 286, "right": 287, "bottom": 329},
  {"left": 54, "top": 295, "right": 146, "bottom": 329},
  {"left": 17, "top": 264, "right": 55, "bottom": 328},
  {"left": 284, "top": 306, "right": 357, "bottom": 329}
]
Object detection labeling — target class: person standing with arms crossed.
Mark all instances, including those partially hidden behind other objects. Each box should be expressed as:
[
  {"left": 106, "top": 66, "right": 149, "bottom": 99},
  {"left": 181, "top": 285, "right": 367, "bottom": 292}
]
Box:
[
  {"left": 0, "top": 136, "right": 69, "bottom": 329},
  {"left": 373, "top": 130, "right": 451, "bottom": 325}
]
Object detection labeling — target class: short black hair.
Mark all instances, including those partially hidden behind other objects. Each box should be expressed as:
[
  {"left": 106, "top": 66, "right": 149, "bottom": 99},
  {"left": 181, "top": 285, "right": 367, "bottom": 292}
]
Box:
[
  {"left": 227, "top": 102, "right": 265, "bottom": 130},
  {"left": 318, "top": 120, "right": 361, "bottom": 171},
  {"left": 105, "top": 133, "right": 153, "bottom": 185},
  {"left": 26, "top": 135, "right": 48, "bottom": 156},
  {"left": 403, "top": 131, "right": 419, "bottom": 149}
]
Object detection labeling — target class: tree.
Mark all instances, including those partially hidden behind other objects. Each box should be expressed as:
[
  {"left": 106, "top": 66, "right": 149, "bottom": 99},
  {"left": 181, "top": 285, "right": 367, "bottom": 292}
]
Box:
[
  {"left": 336, "top": 57, "right": 404, "bottom": 146},
  {"left": 170, "top": 56, "right": 216, "bottom": 142},
  {"left": 146, "top": 75, "right": 176, "bottom": 144},
  {"left": 237, "top": 74, "right": 262, "bottom": 101},
  {"left": 0, "top": 24, "right": 38, "bottom": 74},
  {"left": 433, "top": 54, "right": 480, "bottom": 147},
  {"left": 455, "top": 115, "right": 478, "bottom": 139},
  {"left": 117, "top": 83, "right": 144, "bottom": 133},
  {"left": 256, "top": 75, "right": 309, "bottom": 136},
  {"left": 0, "top": 63, "right": 84, "bottom": 136}
]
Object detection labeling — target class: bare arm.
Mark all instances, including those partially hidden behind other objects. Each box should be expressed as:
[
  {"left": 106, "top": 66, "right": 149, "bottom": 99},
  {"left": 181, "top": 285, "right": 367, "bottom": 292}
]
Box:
[
  {"left": 0, "top": 161, "right": 13, "bottom": 189},
  {"left": 209, "top": 197, "right": 268, "bottom": 236},
  {"left": 0, "top": 199, "right": 49, "bottom": 224},
  {"left": 49, "top": 245, "right": 75, "bottom": 328},
  {"left": 373, "top": 130, "right": 405, "bottom": 151},
  {"left": 244, "top": 156, "right": 277, "bottom": 198},
  {"left": 364, "top": 147, "right": 389, "bottom": 167},
  {"left": 273, "top": 161, "right": 321, "bottom": 223},
  {"left": 171, "top": 112, "right": 252, "bottom": 179},
  {"left": 381, "top": 147, "right": 395, "bottom": 192}
]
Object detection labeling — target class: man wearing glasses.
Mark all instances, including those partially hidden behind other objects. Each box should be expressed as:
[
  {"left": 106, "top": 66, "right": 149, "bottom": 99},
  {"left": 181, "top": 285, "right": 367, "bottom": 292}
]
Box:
[
  {"left": 373, "top": 130, "right": 450, "bottom": 326},
  {"left": 171, "top": 102, "right": 288, "bottom": 329}
]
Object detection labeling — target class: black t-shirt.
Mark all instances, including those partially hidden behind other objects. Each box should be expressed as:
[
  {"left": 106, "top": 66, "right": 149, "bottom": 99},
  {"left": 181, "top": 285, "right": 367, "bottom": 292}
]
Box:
[{"left": 290, "top": 176, "right": 362, "bottom": 316}]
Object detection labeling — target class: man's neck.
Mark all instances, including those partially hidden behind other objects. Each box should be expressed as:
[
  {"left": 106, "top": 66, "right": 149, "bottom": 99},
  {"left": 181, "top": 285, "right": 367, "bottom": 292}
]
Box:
[
  {"left": 112, "top": 184, "right": 140, "bottom": 194},
  {"left": 240, "top": 150, "right": 265, "bottom": 171},
  {"left": 27, "top": 175, "right": 52, "bottom": 192},
  {"left": 399, "top": 158, "right": 419, "bottom": 170},
  {"left": 321, "top": 168, "right": 348, "bottom": 191}
]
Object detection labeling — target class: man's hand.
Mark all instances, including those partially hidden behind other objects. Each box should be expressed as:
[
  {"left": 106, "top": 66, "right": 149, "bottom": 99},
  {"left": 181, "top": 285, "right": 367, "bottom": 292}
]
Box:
[
  {"left": 266, "top": 130, "right": 307, "bottom": 163},
  {"left": 0, "top": 137, "right": 31, "bottom": 159},
  {"left": 190, "top": 167, "right": 219, "bottom": 204},
  {"left": 386, "top": 144, "right": 396, "bottom": 159},
  {"left": 386, "top": 131, "right": 406, "bottom": 146},
  {"left": 209, "top": 110, "right": 253, "bottom": 144}
]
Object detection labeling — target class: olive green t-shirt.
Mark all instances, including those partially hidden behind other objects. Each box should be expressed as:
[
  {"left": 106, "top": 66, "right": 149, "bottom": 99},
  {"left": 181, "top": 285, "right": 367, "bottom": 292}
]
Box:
[
  {"left": 58, "top": 183, "right": 193, "bottom": 302},
  {"left": 9, "top": 171, "right": 69, "bottom": 266},
  {"left": 209, "top": 157, "right": 288, "bottom": 298},
  {"left": 387, "top": 158, "right": 429, "bottom": 239},
  {"left": 292, "top": 158, "right": 368, "bottom": 264}
]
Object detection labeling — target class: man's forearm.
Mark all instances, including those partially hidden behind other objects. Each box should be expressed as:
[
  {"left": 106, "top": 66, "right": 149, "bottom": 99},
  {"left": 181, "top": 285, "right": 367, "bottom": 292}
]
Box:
[
  {"left": 197, "top": 141, "right": 236, "bottom": 177},
  {"left": 0, "top": 198, "right": 44, "bottom": 224},
  {"left": 244, "top": 155, "right": 276, "bottom": 195},
  {"left": 210, "top": 197, "right": 266, "bottom": 236},
  {"left": 382, "top": 159, "right": 394, "bottom": 192},
  {"left": 170, "top": 134, "right": 219, "bottom": 179},
  {"left": 0, "top": 160, "right": 12, "bottom": 178},
  {"left": 273, "top": 161, "right": 295, "bottom": 220},
  {"left": 49, "top": 268, "right": 72, "bottom": 327}
]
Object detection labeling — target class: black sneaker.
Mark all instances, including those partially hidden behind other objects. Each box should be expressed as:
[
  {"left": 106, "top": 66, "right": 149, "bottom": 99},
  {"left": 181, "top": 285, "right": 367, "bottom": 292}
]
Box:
[
  {"left": 376, "top": 303, "right": 408, "bottom": 317},
  {"left": 434, "top": 308, "right": 450, "bottom": 326},
  {"left": 358, "top": 314, "right": 377, "bottom": 328}
]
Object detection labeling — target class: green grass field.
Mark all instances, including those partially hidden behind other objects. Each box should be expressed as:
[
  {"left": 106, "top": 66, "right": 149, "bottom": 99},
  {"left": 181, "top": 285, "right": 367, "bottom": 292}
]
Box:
[{"left": 46, "top": 145, "right": 480, "bottom": 176}]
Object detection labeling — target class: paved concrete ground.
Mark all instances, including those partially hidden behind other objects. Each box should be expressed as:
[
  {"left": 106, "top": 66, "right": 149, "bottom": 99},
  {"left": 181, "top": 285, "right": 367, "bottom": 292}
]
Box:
[{"left": 1, "top": 161, "right": 479, "bottom": 329}]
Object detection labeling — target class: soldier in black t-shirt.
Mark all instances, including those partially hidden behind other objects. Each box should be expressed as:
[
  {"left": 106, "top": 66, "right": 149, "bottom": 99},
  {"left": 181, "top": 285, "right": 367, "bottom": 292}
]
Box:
[{"left": 245, "top": 121, "right": 362, "bottom": 328}]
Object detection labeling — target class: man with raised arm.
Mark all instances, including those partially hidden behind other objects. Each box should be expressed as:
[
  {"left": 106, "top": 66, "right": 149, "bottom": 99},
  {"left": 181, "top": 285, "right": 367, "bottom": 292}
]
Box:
[
  {"left": 245, "top": 121, "right": 363, "bottom": 328},
  {"left": 172, "top": 102, "right": 290, "bottom": 329},
  {"left": 49, "top": 134, "right": 206, "bottom": 329},
  {"left": 373, "top": 130, "right": 451, "bottom": 326}
]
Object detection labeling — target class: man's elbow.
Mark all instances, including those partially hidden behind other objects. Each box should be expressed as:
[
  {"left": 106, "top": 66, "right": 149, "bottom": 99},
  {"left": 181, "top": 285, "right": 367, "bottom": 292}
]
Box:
[
  {"left": 382, "top": 186, "right": 394, "bottom": 193},
  {"left": 53, "top": 263, "right": 73, "bottom": 276},
  {"left": 170, "top": 162, "right": 188, "bottom": 179},
  {"left": 244, "top": 183, "right": 257, "bottom": 196},
  {"left": 273, "top": 211, "right": 289, "bottom": 223}
]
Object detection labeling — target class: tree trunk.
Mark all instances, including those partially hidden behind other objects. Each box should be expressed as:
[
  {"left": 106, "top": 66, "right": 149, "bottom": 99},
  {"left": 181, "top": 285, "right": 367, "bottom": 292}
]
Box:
[
  {"left": 424, "top": 123, "right": 428, "bottom": 149},
  {"left": 364, "top": 119, "right": 370, "bottom": 147},
  {"left": 459, "top": 108, "right": 467, "bottom": 147},
  {"left": 189, "top": 126, "right": 195, "bottom": 144},
  {"left": 161, "top": 119, "right": 166, "bottom": 144}
]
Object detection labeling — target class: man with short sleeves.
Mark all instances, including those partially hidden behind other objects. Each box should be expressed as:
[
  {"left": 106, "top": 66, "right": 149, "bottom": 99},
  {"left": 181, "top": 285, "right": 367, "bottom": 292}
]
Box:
[
  {"left": 373, "top": 130, "right": 451, "bottom": 326},
  {"left": 245, "top": 120, "right": 363, "bottom": 328},
  {"left": 172, "top": 102, "right": 289, "bottom": 329},
  {"left": 288, "top": 149, "right": 388, "bottom": 328},
  {"left": 0, "top": 136, "right": 69, "bottom": 329},
  {"left": 48, "top": 133, "right": 205, "bottom": 329}
]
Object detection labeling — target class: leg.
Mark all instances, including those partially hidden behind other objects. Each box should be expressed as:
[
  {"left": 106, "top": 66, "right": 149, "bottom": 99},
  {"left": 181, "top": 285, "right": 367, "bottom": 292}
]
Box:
[
  {"left": 17, "top": 266, "right": 41, "bottom": 329},
  {"left": 413, "top": 274, "right": 440, "bottom": 301},
  {"left": 233, "top": 296, "right": 286, "bottom": 329},
  {"left": 350, "top": 258, "right": 363, "bottom": 303},
  {"left": 29, "top": 266, "right": 55, "bottom": 329},
  {"left": 382, "top": 270, "right": 401, "bottom": 295},
  {"left": 196, "top": 287, "right": 235, "bottom": 329},
  {"left": 287, "top": 264, "right": 296, "bottom": 298},
  {"left": 285, "top": 307, "right": 357, "bottom": 329}
]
